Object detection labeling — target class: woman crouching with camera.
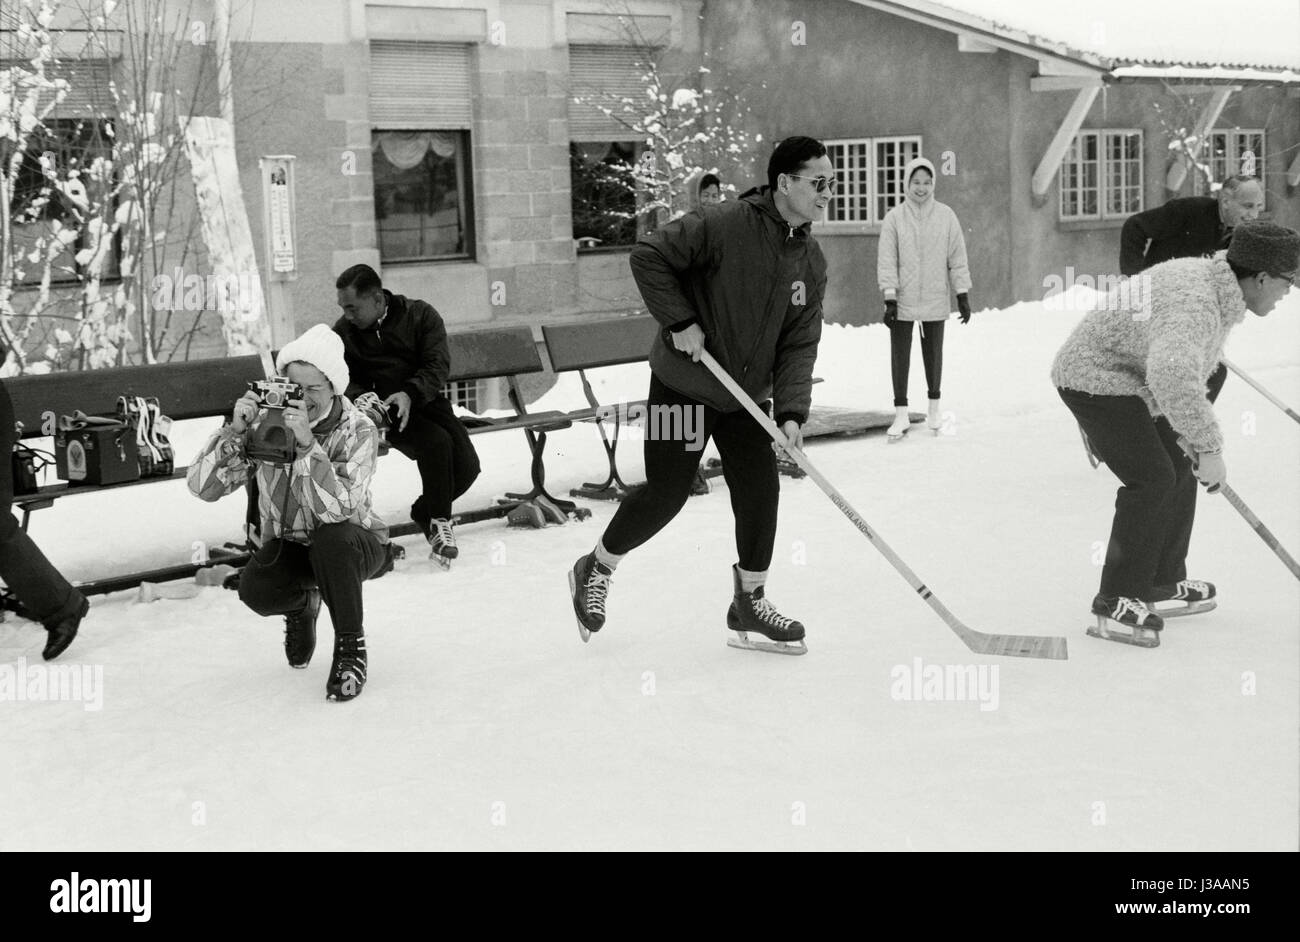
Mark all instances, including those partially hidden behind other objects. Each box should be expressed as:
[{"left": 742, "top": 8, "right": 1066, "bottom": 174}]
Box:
[{"left": 188, "top": 325, "right": 396, "bottom": 702}]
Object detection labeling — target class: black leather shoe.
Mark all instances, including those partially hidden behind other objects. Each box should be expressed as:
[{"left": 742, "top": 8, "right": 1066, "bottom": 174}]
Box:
[{"left": 43, "top": 596, "right": 90, "bottom": 661}]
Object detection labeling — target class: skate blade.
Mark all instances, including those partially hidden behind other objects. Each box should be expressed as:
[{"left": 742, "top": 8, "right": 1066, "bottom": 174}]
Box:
[
  {"left": 887, "top": 432, "right": 907, "bottom": 444},
  {"left": 727, "top": 631, "right": 807, "bottom": 655},
  {"left": 1152, "top": 599, "right": 1216, "bottom": 618},
  {"left": 568, "top": 571, "right": 591, "bottom": 643},
  {"left": 1086, "top": 616, "right": 1160, "bottom": 648}
]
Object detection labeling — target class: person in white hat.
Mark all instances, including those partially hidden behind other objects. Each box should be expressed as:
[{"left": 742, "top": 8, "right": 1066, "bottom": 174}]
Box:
[
  {"left": 877, "top": 156, "right": 974, "bottom": 441},
  {"left": 187, "top": 324, "right": 395, "bottom": 702}
]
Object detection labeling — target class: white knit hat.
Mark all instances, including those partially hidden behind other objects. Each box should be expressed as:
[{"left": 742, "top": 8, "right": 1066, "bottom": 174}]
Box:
[{"left": 275, "top": 323, "right": 349, "bottom": 395}]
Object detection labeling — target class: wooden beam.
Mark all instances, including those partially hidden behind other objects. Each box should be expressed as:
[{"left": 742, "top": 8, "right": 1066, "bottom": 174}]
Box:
[
  {"left": 957, "top": 33, "right": 997, "bottom": 53},
  {"left": 1032, "top": 86, "right": 1100, "bottom": 197},
  {"left": 1037, "top": 58, "right": 1101, "bottom": 77},
  {"left": 1031, "top": 75, "right": 1103, "bottom": 91},
  {"left": 1165, "top": 88, "right": 1234, "bottom": 190}
]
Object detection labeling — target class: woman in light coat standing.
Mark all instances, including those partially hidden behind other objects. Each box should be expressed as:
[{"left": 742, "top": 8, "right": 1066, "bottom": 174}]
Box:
[{"left": 877, "top": 156, "right": 972, "bottom": 441}]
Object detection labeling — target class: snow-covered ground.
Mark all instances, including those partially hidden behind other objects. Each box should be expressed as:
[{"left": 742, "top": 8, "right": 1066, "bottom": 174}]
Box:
[{"left": 2, "top": 291, "right": 1297, "bottom": 851}]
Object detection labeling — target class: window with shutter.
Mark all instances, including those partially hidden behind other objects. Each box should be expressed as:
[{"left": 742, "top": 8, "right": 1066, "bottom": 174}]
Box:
[
  {"left": 566, "top": 46, "right": 655, "bottom": 251},
  {"left": 567, "top": 45, "right": 654, "bottom": 143},
  {"left": 369, "top": 41, "right": 472, "bottom": 130},
  {"left": 367, "top": 42, "right": 476, "bottom": 262}
]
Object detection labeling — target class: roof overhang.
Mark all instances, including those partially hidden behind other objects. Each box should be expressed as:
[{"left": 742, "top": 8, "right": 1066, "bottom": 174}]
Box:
[
  {"left": 844, "top": 0, "right": 1110, "bottom": 76},
  {"left": 1110, "top": 64, "right": 1300, "bottom": 87},
  {"left": 847, "top": 1, "right": 1300, "bottom": 87}
]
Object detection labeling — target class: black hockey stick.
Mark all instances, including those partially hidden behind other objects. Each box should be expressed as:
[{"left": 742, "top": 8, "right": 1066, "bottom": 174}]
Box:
[
  {"left": 1179, "top": 438, "right": 1300, "bottom": 581},
  {"left": 699, "top": 350, "right": 1068, "bottom": 660},
  {"left": 1222, "top": 357, "right": 1300, "bottom": 426}
]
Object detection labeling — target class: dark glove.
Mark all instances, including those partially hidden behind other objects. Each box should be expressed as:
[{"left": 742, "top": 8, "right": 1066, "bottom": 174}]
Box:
[
  {"left": 957, "top": 293, "right": 971, "bottom": 324},
  {"left": 883, "top": 300, "right": 898, "bottom": 328}
]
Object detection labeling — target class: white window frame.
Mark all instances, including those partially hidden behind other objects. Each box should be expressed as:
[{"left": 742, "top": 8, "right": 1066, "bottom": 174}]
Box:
[
  {"left": 1193, "top": 129, "right": 1266, "bottom": 205},
  {"left": 1060, "top": 128, "right": 1144, "bottom": 222},
  {"left": 1102, "top": 129, "right": 1144, "bottom": 218},
  {"left": 442, "top": 379, "right": 486, "bottom": 414},
  {"left": 821, "top": 135, "right": 923, "bottom": 227}
]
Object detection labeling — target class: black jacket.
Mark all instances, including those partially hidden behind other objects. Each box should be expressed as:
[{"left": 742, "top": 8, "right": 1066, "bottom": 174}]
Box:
[
  {"left": 1119, "top": 197, "right": 1230, "bottom": 276},
  {"left": 333, "top": 291, "right": 450, "bottom": 407},
  {"left": 631, "top": 188, "right": 826, "bottom": 426}
]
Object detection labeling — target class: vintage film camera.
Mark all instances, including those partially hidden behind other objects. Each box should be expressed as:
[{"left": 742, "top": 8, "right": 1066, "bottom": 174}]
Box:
[{"left": 244, "top": 376, "right": 303, "bottom": 464}]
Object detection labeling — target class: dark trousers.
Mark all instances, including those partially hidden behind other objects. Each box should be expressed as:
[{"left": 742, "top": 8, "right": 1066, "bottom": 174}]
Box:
[
  {"left": 1059, "top": 390, "right": 1200, "bottom": 599},
  {"left": 602, "top": 374, "right": 779, "bottom": 571},
  {"left": 890, "top": 319, "right": 945, "bottom": 407},
  {"left": 388, "top": 395, "right": 481, "bottom": 528},
  {"left": 1059, "top": 361, "right": 1228, "bottom": 599},
  {"left": 0, "top": 380, "right": 87, "bottom": 626},
  {"left": 238, "top": 522, "right": 389, "bottom": 636}
]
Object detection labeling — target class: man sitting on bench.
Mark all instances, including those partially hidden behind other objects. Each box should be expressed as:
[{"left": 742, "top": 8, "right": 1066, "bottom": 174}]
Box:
[
  {"left": 187, "top": 325, "right": 394, "bottom": 702},
  {"left": 333, "top": 264, "right": 480, "bottom": 569}
]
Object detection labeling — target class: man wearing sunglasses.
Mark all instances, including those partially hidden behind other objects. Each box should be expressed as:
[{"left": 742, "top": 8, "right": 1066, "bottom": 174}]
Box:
[{"left": 569, "top": 136, "right": 830, "bottom": 654}]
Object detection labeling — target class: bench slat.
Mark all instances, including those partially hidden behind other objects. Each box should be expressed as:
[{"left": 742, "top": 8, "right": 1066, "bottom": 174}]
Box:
[
  {"left": 7, "top": 355, "right": 263, "bottom": 437},
  {"left": 541, "top": 316, "right": 659, "bottom": 372},
  {"left": 447, "top": 326, "right": 545, "bottom": 383}
]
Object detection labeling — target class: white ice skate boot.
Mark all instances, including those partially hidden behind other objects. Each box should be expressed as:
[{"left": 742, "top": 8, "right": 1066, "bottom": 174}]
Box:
[{"left": 886, "top": 406, "right": 911, "bottom": 443}]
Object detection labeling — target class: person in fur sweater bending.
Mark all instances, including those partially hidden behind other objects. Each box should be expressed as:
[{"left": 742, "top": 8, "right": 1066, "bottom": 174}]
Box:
[
  {"left": 1052, "top": 221, "right": 1299, "bottom": 646},
  {"left": 877, "top": 156, "right": 972, "bottom": 441}
]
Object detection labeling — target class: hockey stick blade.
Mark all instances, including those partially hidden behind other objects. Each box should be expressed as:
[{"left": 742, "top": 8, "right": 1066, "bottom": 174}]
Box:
[{"left": 698, "top": 351, "right": 1068, "bottom": 661}]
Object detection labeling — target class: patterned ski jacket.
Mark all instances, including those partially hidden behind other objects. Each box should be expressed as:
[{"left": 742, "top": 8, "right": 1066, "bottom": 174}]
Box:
[
  {"left": 1050, "top": 254, "right": 1247, "bottom": 455},
  {"left": 187, "top": 397, "right": 388, "bottom": 544}
]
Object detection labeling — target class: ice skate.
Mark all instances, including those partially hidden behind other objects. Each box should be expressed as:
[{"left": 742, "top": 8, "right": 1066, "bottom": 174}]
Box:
[
  {"left": 284, "top": 587, "right": 321, "bottom": 669},
  {"left": 886, "top": 406, "right": 911, "bottom": 443},
  {"left": 326, "top": 633, "right": 367, "bottom": 701},
  {"left": 927, "top": 399, "right": 942, "bottom": 435},
  {"left": 427, "top": 518, "right": 457, "bottom": 571},
  {"left": 568, "top": 552, "right": 613, "bottom": 642},
  {"left": 725, "top": 566, "right": 807, "bottom": 655},
  {"left": 1149, "top": 579, "right": 1217, "bottom": 618},
  {"left": 1087, "top": 594, "right": 1163, "bottom": 648},
  {"left": 142, "top": 397, "right": 174, "bottom": 474}
]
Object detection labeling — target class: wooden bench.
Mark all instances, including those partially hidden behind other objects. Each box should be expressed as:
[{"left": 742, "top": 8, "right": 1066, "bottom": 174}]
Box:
[
  {"left": 2, "top": 327, "right": 593, "bottom": 606},
  {"left": 541, "top": 315, "right": 659, "bottom": 501},
  {"left": 386, "top": 325, "right": 591, "bottom": 537},
  {"left": 542, "top": 315, "right": 820, "bottom": 496},
  {"left": 9, "top": 355, "right": 264, "bottom": 529},
  {"left": 4, "top": 355, "right": 265, "bottom": 607}
]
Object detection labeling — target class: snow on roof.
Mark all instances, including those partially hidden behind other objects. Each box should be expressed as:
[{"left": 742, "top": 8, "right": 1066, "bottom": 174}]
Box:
[
  {"left": 1110, "top": 64, "right": 1300, "bottom": 85},
  {"left": 898, "top": 0, "right": 1300, "bottom": 73}
]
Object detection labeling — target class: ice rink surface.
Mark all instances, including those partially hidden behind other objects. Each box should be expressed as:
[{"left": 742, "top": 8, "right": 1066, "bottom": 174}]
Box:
[{"left": 2, "top": 293, "right": 1296, "bottom": 850}]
